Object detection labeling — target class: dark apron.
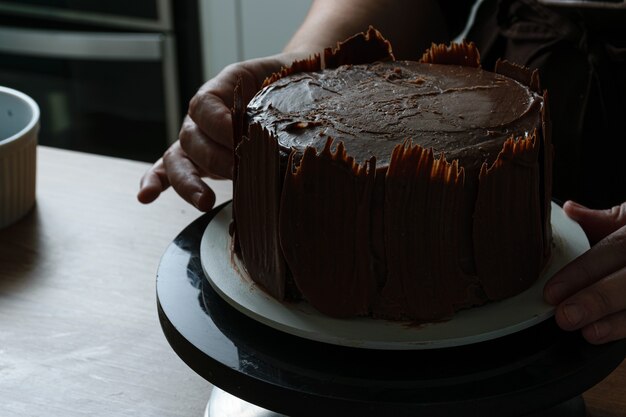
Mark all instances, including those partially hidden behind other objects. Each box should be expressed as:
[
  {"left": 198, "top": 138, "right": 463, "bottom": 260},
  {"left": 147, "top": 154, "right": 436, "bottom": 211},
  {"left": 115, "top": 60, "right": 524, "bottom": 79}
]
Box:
[{"left": 467, "top": 0, "right": 626, "bottom": 208}]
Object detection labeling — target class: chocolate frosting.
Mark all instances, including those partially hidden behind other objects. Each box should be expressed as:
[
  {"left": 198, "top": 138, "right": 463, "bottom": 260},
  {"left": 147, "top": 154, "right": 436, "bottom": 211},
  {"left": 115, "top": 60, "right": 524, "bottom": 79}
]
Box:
[{"left": 248, "top": 61, "right": 543, "bottom": 173}]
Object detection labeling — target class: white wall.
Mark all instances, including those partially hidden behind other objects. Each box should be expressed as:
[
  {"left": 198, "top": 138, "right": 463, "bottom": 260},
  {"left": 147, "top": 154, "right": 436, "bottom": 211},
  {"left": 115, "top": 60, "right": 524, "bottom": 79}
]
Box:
[{"left": 199, "top": 0, "right": 311, "bottom": 79}]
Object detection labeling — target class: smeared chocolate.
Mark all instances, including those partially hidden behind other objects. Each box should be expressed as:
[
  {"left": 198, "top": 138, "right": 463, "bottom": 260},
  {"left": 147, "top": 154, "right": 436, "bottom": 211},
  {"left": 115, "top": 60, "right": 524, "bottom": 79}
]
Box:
[
  {"left": 473, "top": 131, "right": 544, "bottom": 299},
  {"left": 279, "top": 139, "right": 377, "bottom": 317},
  {"left": 234, "top": 124, "right": 287, "bottom": 300},
  {"left": 377, "top": 143, "right": 482, "bottom": 321},
  {"left": 248, "top": 61, "right": 542, "bottom": 172}
]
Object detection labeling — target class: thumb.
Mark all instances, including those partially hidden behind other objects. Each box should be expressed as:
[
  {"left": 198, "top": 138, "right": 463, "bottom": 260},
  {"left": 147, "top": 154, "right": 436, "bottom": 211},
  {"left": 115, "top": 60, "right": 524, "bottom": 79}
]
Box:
[{"left": 563, "top": 200, "right": 626, "bottom": 245}]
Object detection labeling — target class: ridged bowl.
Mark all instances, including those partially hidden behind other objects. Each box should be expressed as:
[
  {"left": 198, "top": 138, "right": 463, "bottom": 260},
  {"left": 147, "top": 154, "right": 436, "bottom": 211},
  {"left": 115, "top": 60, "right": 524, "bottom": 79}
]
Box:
[{"left": 0, "top": 86, "right": 39, "bottom": 229}]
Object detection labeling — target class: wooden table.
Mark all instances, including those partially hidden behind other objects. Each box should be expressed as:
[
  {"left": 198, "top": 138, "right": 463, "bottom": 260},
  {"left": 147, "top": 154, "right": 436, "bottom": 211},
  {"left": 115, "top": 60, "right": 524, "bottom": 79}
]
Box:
[{"left": 0, "top": 146, "right": 624, "bottom": 417}]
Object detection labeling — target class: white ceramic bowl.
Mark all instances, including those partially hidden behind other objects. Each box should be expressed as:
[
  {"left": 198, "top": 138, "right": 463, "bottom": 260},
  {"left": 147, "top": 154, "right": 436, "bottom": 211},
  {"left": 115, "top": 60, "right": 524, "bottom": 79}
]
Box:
[{"left": 0, "top": 86, "right": 40, "bottom": 229}]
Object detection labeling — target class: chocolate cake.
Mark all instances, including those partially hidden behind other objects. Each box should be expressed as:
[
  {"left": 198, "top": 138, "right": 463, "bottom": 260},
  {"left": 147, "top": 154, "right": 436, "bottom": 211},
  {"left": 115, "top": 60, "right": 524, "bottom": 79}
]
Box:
[{"left": 231, "top": 27, "right": 553, "bottom": 322}]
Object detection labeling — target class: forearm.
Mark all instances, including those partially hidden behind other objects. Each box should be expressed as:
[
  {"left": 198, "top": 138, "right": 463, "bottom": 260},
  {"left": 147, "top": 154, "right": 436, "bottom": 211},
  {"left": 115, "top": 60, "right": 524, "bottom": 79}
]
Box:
[{"left": 284, "top": 0, "right": 449, "bottom": 60}]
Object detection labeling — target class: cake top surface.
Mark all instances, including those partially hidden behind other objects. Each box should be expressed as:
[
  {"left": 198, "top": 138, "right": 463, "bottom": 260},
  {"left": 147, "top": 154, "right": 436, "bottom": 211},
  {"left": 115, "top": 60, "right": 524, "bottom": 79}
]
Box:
[{"left": 247, "top": 60, "right": 542, "bottom": 170}]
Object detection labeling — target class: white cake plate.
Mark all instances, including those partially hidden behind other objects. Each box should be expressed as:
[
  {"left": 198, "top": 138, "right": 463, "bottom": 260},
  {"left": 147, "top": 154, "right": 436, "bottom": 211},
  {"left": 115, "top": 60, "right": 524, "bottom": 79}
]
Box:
[{"left": 200, "top": 202, "right": 589, "bottom": 350}]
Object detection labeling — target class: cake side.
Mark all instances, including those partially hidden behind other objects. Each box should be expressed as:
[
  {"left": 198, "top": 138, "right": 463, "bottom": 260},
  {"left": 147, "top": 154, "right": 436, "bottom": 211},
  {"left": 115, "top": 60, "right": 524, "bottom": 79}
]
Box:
[
  {"left": 279, "top": 139, "right": 377, "bottom": 317},
  {"left": 376, "top": 145, "right": 472, "bottom": 320}
]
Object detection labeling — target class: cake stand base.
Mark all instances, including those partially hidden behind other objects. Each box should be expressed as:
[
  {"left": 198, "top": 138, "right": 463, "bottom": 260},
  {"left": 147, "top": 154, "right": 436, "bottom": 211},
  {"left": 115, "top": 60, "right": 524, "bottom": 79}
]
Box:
[
  {"left": 158, "top": 204, "right": 626, "bottom": 417},
  {"left": 203, "top": 387, "right": 585, "bottom": 417}
]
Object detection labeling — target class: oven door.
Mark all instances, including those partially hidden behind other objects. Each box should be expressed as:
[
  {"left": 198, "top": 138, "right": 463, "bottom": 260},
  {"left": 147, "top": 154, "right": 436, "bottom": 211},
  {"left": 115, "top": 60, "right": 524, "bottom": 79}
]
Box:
[
  {"left": 0, "top": 0, "right": 172, "bottom": 30},
  {"left": 0, "top": 26, "right": 179, "bottom": 162}
]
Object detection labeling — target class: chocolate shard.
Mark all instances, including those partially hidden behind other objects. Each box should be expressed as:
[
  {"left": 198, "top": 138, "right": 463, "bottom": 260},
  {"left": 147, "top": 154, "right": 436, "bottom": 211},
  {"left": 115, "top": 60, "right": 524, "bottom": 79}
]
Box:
[
  {"left": 262, "top": 26, "right": 394, "bottom": 89},
  {"left": 263, "top": 54, "right": 323, "bottom": 88},
  {"left": 540, "top": 91, "right": 553, "bottom": 260},
  {"left": 376, "top": 142, "right": 480, "bottom": 322},
  {"left": 230, "top": 77, "right": 245, "bottom": 250},
  {"left": 234, "top": 123, "right": 288, "bottom": 300},
  {"left": 232, "top": 76, "right": 245, "bottom": 175},
  {"left": 420, "top": 41, "right": 481, "bottom": 68},
  {"left": 473, "top": 130, "right": 544, "bottom": 300},
  {"left": 323, "top": 26, "right": 395, "bottom": 69},
  {"left": 495, "top": 59, "right": 541, "bottom": 92},
  {"left": 279, "top": 138, "right": 377, "bottom": 318}
]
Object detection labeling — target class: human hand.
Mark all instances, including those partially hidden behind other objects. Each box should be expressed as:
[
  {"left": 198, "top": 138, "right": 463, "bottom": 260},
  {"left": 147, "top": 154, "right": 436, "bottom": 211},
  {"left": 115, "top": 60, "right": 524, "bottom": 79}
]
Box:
[
  {"left": 137, "top": 53, "right": 304, "bottom": 211},
  {"left": 544, "top": 201, "right": 626, "bottom": 344}
]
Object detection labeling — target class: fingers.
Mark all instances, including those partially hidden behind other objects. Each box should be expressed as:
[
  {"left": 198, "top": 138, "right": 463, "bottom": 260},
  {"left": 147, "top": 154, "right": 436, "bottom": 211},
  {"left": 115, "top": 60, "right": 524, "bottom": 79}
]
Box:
[
  {"left": 544, "top": 224, "right": 626, "bottom": 344},
  {"left": 137, "top": 56, "right": 293, "bottom": 209},
  {"left": 188, "top": 88, "right": 234, "bottom": 151},
  {"left": 137, "top": 68, "right": 244, "bottom": 210},
  {"left": 563, "top": 200, "right": 626, "bottom": 245},
  {"left": 137, "top": 158, "right": 170, "bottom": 204},
  {"left": 162, "top": 141, "right": 216, "bottom": 211},
  {"left": 554, "top": 265, "right": 626, "bottom": 343},
  {"left": 182, "top": 65, "right": 258, "bottom": 178},
  {"left": 137, "top": 140, "right": 219, "bottom": 211},
  {"left": 179, "top": 115, "right": 234, "bottom": 180},
  {"left": 187, "top": 64, "right": 260, "bottom": 151},
  {"left": 544, "top": 225, "right": 626, "bottom": 305},
  {"left": 187, "top": 60, "right": 281, "bottom": 150},
  {"left": 581, "top": 310, "right": 626, "bottom": 345}
]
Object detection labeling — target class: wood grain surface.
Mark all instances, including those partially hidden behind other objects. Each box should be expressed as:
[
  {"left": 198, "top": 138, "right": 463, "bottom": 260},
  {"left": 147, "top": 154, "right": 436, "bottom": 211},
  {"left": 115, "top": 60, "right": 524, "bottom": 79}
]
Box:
[{"left": 0, "top": 146, "right": 624, "bottom": 417}]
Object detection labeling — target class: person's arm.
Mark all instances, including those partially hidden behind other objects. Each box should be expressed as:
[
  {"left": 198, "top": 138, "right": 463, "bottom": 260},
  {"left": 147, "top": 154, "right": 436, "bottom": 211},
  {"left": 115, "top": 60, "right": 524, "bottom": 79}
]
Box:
[
  {"left": 284, "top": 0, "right": 448, "bottom": 59},
  {"left": 137, "top": 0, "right": 449, "bottom": 210}
]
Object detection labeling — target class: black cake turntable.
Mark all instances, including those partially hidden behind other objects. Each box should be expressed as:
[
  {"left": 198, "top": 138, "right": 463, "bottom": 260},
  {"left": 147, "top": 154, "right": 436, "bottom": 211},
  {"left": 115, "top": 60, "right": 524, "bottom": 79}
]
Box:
[{"left": 157, "top": 202, "right": 626, "bottom": 416}]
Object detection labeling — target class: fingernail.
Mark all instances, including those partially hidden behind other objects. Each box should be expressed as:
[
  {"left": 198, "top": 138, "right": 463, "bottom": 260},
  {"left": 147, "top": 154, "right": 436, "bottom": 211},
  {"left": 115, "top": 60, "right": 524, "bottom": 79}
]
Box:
[
  {"left": 562, "top": 303, "right": 585, "bottom": 327},
  {"left": 191, "top": 192, "right": 203, "bottom": 209},
  {"left": 586, "top": 321, "right": 611, "bottom": 342},
  {"left": 566, "top": 200, "right": 586, "bottom": 209}
]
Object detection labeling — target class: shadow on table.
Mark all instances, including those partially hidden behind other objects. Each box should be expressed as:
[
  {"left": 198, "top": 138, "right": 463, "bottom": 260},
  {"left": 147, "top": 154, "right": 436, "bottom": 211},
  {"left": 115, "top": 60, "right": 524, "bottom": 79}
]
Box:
[{"left": 0, "top": 202, "right": 44, "bottom": 291}]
